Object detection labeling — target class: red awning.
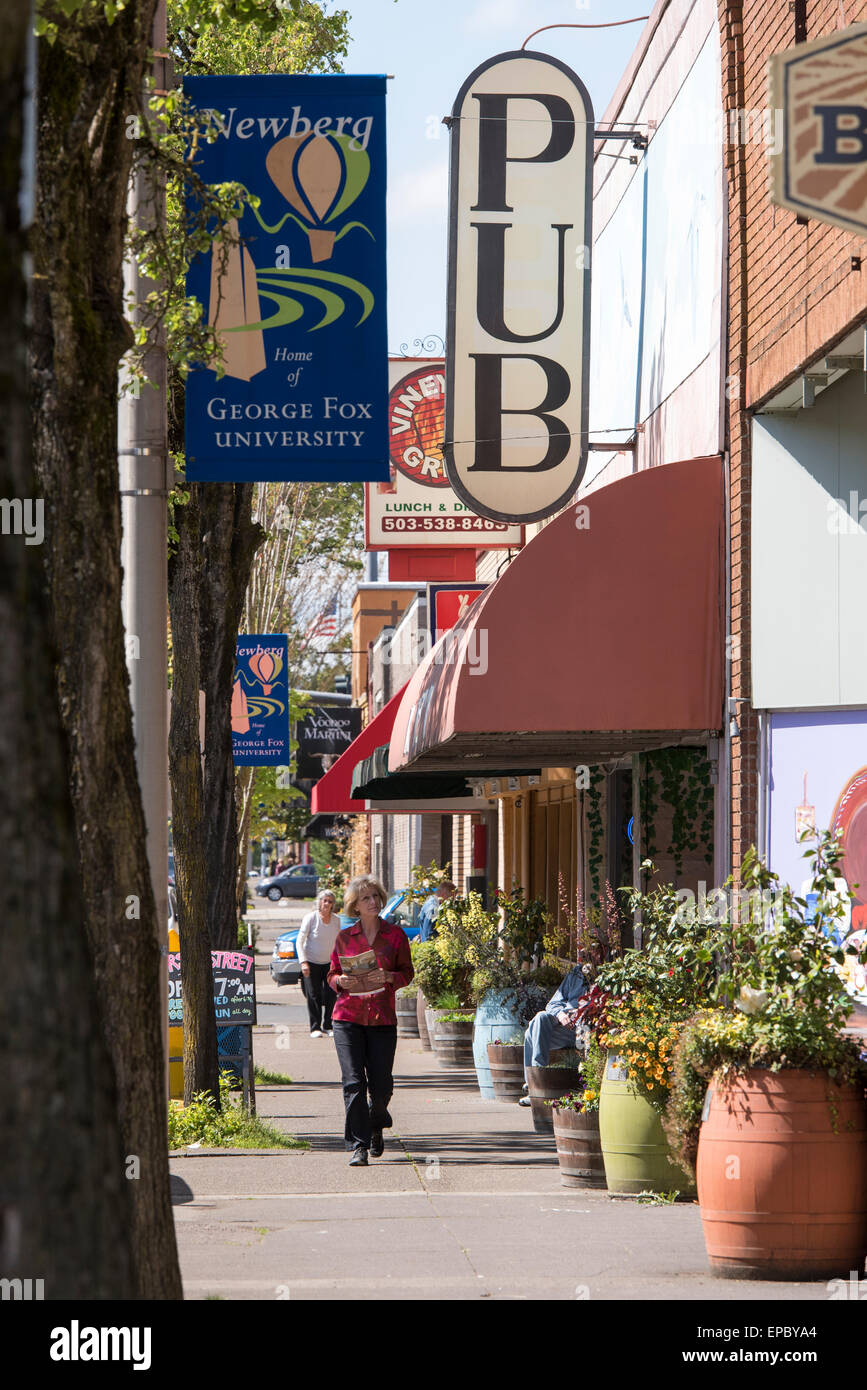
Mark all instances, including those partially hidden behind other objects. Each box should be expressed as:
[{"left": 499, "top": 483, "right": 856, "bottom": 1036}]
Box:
[
  {"left": 310, "top": 685, "right": 408, "bottom": 815},
  {"left": 389, "top": 456, "right": 724, "bottom": 772}
]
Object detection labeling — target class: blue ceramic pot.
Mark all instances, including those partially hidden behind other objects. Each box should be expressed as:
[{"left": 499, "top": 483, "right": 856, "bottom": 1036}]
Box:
[{"left": 472, "top": 989, "right": 522, "bottom": 1099}]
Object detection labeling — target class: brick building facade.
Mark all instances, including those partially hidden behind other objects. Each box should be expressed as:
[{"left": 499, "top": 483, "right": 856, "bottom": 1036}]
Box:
[{"left": 720, "top": 0, "right": 867, "bottom": 876}]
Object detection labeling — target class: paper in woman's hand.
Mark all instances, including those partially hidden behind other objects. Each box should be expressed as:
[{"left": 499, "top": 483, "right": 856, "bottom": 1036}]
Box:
[{"left": 339, "top": 949, "right": 385, "bottom": 995}]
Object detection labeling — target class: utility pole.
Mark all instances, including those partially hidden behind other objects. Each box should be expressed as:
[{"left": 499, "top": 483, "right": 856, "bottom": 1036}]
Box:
[{"left": 119, "top": 0, "right": 170, "bottom": 1078}]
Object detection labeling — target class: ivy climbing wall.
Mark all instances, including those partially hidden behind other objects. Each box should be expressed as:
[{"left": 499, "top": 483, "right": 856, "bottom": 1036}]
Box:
[{"left": 641, "top": 748, "right": 715, "bottom": 892}]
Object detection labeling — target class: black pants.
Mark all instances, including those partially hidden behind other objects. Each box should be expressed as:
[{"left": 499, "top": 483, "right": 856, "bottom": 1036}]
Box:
[
  {"left": 332, "top": 1022, "right": 398, "bottom": 1151},
  {"left": 302, "top": 963, "right": 335, "bottom": 1032}
]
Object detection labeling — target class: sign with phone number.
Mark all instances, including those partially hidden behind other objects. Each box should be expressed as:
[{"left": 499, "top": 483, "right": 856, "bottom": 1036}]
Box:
[
  {"left": 381, "top": 515, "right": 512, "bottom": 533},
  {"left": 167, "top": 950, "right": 257, "bottom": 1026}
]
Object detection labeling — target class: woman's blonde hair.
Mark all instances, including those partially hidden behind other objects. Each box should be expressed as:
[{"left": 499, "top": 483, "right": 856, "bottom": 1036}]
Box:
[{"left": 343, "top": 874, "right": 388, "bottom": 918}]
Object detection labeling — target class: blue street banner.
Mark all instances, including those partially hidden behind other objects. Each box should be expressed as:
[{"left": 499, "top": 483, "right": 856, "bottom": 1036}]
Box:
[
  {"left": 232, "top": 634, "right": 289, "bottom": 765},
  {"left": 184, "top": 75, "right": 389, "bottom": 483}
]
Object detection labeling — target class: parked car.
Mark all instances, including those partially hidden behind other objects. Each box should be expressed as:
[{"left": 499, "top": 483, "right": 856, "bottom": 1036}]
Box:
[
  {"left": 255, "top": 863, "right": 319, "bottom": 901},
  {"left": 269, "top": 886, "right": 423, "bottom": 985}
]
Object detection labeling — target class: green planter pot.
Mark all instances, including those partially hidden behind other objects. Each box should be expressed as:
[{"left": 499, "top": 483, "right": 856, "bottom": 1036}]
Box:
[{"left": 599, "top": 1052, "right": 694, "bottom": 1197}]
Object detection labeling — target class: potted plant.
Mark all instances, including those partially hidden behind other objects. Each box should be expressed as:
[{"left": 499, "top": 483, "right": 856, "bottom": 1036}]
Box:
[
  {"left": 486, "top": 1032, "right": 526, "bottom": 1100},
  {"left": 526, "top": 1046, "right": 584, "bottom": 1133},
  {"left": 665, "top": 833, "right": 867, "bottom": 1279},
  {"left": 436, "top": 886, "right": 557, "bottom": 1098},
  {"left": 431, "top": 1008, "right": 476, "bottom": 1067},
  {"left": 548, "top": 1040, "right": 606, "bottom": 1187},
  {"left": 592, "top": 868, "right": 719, "bottom": 1197},
  {"left": 411, "top": 939, "right": 451, "bottom": 1052},
  {"left": 395, "top": 979, "right": 419, "bottom": 1038}
]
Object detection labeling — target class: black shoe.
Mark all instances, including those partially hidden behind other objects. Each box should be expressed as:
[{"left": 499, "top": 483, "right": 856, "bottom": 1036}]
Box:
[
  {"left": 370, "top": 1130, "right": 384, "bottom": 1157},
  {"left": 349, "top": 1148, "right": 368, "bottom": 1167}
]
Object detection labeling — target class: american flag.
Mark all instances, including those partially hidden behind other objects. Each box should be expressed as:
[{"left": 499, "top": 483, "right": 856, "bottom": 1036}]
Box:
[{"left": 304, "top": 597, "right": 339, "bottom": 646}]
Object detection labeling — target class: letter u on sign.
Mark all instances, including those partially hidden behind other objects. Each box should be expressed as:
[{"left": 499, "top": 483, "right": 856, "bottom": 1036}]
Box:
[{"left": 445, "top": 52, "right": 594, "bottom": 524}]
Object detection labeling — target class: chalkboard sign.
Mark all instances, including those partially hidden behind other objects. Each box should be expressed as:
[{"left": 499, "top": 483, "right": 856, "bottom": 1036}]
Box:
[{"left": 168, "top": 949, "right": 257, "bottom": 1026}]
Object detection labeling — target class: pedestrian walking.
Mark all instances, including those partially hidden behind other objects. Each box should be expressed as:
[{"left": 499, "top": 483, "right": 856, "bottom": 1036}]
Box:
[
  {"left": 328, "top": 874, "right": 414, "bottom": 1167},
  {"left": 298, "top": 889, "right": 340, "bottom": 1037}
]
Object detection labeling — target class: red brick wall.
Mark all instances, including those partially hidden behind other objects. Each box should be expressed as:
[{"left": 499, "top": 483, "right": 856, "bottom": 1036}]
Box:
[
  {"left": 718, "top": 0, "right": 867, "bottom": 877},
  {"left": 741, "top": 0, "right": 867, "bottom": 405}
]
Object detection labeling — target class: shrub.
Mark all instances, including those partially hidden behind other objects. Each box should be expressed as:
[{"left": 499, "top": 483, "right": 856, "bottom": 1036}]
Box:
[
  {"left": 411, "top": 939, "right": 454, "bottom": 1002},
  {"left": 168, "top": 1073, "right": 308, "bottom": 1150},
  {"left": 663, "top": 833, "right": 867, "bottom": 1176}
]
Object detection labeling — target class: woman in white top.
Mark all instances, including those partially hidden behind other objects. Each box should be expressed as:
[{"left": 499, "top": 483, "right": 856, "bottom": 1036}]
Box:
[{"left": 298, "top": 889, "right": 340, "bottom": 1036}]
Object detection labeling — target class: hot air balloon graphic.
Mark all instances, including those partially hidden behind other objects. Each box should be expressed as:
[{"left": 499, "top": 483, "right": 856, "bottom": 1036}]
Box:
[
  {"left": 231, "top": 677, "right": 250, "bottom": 734},
  {"left": 208, "top": 217, "right": 267, "bottom": 381},
  {"left": 265, "top": 132, "right": 371, "bottom": 263},
  {"left": 249, "top": 648, "right": 283, "bottom": 696}
]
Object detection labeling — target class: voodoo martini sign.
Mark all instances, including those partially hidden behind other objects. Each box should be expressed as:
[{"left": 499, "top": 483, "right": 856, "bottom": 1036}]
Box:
[
  {"left": 232, "top": 635, "right": 289, "bottom": 766},
  {"left": 184, "top": 75, "right": 389, "bottom": 483}
]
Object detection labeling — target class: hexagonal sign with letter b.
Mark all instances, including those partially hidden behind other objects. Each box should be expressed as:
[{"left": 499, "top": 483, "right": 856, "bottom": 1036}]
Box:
[{"left": 770, "top": 22, "right": 867, "bottom": 237}]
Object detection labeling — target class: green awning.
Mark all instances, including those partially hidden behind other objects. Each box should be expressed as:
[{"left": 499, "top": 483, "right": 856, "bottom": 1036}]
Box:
[{"left": 350, "top": 745, "right": 539, "bottom": 801}]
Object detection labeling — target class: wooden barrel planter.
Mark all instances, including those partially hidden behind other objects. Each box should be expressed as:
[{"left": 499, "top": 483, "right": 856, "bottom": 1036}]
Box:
[
  {"left": 424, "top": 1006, "right": 441, "bottom": 1050},
  {"left": 396, "top": 990, "right": 419, "bottom": 1038},
  {"left": 599, "top": 1052, "right": 694, "bottom": 1197},
  {"left": 487, "top": 1043, "right": 525, "bottom": 1101},
  {"left": 473, "top": 989, "right": 521, "bottom": 1099},
  {"left": 433, "top": 1017, "right": 476, "bottom": 1068},
  {"left": 526, "top": 1051, "right": 583, "bottom": 1134},
  {"left": 416, "top": 989, "right": 432, "bottom": 1050},
  {"left": 552, "top": 1104, "right": 606, "bottom": 1188},
  {"left": 697, "top": 1069, "right": 867, "bottom": 1280}
]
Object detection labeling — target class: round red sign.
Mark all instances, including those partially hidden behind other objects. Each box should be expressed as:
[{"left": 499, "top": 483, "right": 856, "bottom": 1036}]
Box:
[{"left": 388, "top": 364, "right": 448, "bottom": 488}]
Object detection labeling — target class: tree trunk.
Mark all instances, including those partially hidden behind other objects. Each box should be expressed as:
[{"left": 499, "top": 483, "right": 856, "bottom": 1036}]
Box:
[
  {"left": 168, "top": 488, "right": 220, "bottom": 1104},
  {"left": 236, "top": 764, "right": 255, "bottom": 919},
  {"left": 0, "top": 0, "right": 137, "bottom": 1300},
  {"left": 30, "top": 0, "right": 182, "bottom": 1299},
  {"left": 199, "top": 483, "right": 264, "bottom": 950}
]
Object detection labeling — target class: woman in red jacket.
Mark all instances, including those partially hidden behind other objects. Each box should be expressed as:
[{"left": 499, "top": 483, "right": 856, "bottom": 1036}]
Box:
[{"left": 328, "top": 874, "right": 414, "bottom": 1167}]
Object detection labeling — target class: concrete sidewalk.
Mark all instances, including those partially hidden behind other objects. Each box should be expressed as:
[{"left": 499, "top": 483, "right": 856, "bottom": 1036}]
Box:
[{"left": 171, "top": 946, "right": 834, "bottom": 1301}]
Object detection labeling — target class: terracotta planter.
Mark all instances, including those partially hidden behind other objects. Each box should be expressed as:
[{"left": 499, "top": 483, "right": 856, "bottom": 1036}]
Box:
[
  {"left": 697, "top": 1068, "right": 867, "bottom": 1280},
  {"left": 416, "top": 989, "right": 432, "bottom": 1050},
  {"left": 487, "top": 1043, "right": 525, "bottom": 1101},
  {"left": 433, "top": 1017, "right": 476, "bottom": 1068},
  {"left": 552, "top": 1105, "right": 606, "bottom": 1188},
  {"left": 526, "top": 1051, "right": 583, "bottom": 1134}
]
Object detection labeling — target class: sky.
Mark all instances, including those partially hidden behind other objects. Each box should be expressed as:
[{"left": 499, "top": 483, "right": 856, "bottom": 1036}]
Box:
[{"left": 342, "top": 0, "right": 652, "bottom": 352}]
